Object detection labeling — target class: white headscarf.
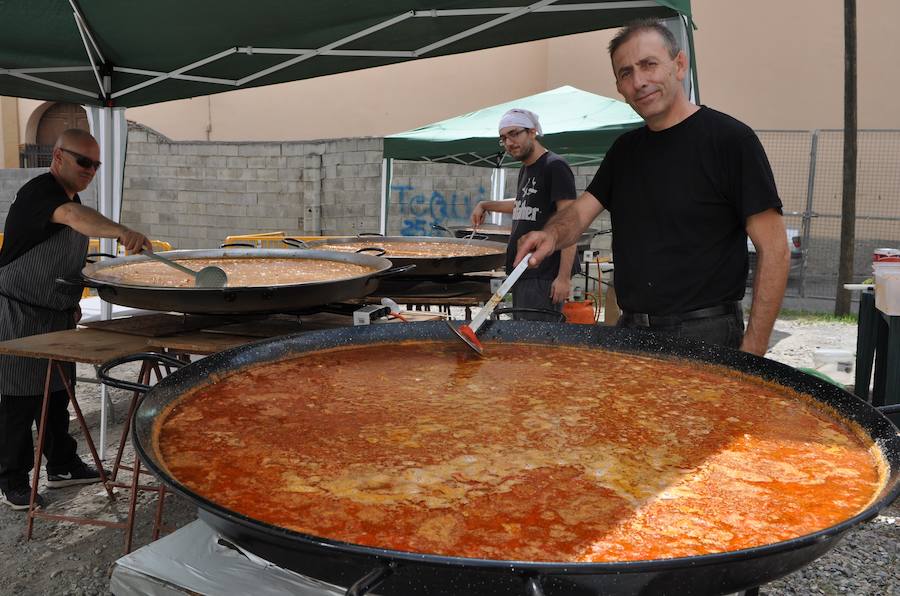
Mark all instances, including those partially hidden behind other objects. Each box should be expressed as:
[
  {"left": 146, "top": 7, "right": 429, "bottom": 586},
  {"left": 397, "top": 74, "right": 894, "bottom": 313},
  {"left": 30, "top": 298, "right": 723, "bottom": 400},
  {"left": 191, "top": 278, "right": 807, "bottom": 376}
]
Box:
[{"left": 498, "top": 108, "right": 542, "bottom": 136}]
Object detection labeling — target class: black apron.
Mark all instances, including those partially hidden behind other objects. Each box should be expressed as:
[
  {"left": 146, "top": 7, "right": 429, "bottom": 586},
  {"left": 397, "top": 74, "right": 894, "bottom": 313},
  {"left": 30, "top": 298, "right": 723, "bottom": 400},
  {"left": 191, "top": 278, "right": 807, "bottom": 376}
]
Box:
[{"left": 0, "top": 226, "right": 88, "bottom": 395}]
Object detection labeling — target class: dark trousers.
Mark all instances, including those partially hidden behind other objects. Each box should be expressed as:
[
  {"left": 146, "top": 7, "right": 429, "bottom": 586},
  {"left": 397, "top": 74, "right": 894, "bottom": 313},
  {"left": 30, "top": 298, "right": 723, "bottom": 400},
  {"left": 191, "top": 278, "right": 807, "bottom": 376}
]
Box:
[
  {"left": 617, "top": 310, "right": 745, "bottom": 349},
  {"left": 511, "top": 277, "right": 563, "bottom": 321},
  {"left": 0, "top": 390, "right": 79, "bottom": 491}
]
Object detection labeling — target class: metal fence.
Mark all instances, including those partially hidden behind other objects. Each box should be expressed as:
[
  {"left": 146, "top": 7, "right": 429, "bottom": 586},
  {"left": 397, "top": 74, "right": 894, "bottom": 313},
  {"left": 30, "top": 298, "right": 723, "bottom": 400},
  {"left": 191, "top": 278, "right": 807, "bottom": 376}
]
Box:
[
  {"left": 757, "top": 129, "right": 900, "bottom": 300},
  {"left": 18, "top": 144, "right": 53, "bottom": 168}
]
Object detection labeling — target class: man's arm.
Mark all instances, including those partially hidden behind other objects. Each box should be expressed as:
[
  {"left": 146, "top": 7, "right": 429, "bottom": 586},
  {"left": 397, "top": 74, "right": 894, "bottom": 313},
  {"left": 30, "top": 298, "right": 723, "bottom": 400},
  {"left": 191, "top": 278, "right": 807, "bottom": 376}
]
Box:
[
  {"left": 515, "top": 191, "right": 604, "bottom": 268},
  {"left": 471, "top": 199, "right": 515, "bottom": 227},
  {"left": 52, "top": 202, "right": 152, "bottom": 254},
  {"left": 550, "top": 199, "right": 577, "bottom": 304},
  {"left": 742, "top": 208, "right": 790, "bottom": 356}
]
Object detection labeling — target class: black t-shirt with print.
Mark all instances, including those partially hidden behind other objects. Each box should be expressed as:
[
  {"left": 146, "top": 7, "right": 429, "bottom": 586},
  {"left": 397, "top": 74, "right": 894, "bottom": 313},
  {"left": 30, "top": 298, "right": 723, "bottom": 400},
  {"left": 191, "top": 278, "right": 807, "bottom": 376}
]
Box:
[
  {"left": 0, "top": 172, "right": 79, "bottom": 268},
  {"left": 507, "top": 151, "right": 578, "bottom": 280},
  {"left": 585, "top": 106, "right": 782, "bottom": 315}
]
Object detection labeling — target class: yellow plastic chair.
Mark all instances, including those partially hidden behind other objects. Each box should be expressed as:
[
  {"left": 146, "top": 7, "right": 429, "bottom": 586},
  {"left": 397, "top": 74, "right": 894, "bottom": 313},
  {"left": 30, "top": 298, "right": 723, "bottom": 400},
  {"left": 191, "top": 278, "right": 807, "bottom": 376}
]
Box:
[
  {"left": 222, "top": 232, "right": 286, "bottom": 248},
  {"left": 222, "top": 232, "right": 355, "bottom": 249}
]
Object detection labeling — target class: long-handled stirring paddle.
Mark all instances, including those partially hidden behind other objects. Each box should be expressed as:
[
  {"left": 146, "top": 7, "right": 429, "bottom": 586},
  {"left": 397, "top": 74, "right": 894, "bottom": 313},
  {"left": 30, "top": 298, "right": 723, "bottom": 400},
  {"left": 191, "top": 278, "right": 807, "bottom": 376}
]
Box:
[
  {"left": 142, "top": 251, "right": 228, "bottom": 288},
  {"left": 447, "top": 252, "right": 533, "bottom": 355}
]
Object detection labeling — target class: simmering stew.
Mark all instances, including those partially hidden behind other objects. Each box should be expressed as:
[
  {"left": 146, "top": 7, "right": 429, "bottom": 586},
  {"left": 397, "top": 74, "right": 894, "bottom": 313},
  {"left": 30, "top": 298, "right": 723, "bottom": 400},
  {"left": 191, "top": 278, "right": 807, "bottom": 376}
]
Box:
[
  {"left": 91, "top": 258, "right": 377, "bottom": 288},
  {"left": 155, "top": 342, "right": 886, "bottom": 562}
]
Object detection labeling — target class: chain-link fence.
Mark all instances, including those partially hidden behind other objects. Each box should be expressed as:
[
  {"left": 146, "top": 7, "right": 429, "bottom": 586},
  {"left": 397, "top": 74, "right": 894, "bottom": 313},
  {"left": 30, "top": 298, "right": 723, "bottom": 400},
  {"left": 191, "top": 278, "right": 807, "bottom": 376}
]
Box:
[{"left": 758, "top": 129, "right": 900, "bottom": 300}]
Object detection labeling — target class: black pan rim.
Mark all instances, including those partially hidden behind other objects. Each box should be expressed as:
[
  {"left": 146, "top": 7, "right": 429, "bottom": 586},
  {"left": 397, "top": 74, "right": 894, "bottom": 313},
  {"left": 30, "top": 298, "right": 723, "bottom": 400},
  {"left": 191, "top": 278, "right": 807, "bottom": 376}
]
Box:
[
  {"left": 82, "top": 248, "right": 393, "bottom": 291},
  {"left": 133, "top": 321, "right": 900, "bottom": 574}
]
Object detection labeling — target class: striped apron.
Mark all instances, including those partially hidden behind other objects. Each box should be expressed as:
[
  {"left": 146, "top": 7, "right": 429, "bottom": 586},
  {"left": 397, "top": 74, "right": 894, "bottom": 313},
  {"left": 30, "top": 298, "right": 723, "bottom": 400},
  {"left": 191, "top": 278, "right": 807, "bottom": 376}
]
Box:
[{"left": 0, "top": 226, "right": 88, "bottom": 395}]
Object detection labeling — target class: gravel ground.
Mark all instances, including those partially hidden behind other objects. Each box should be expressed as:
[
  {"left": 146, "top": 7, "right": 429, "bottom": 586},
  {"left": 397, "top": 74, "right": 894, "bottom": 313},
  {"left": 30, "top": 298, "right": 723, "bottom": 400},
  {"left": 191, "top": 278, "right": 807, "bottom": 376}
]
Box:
[{"left": 0, "top": 317, "right": 896, "bottom": 595}]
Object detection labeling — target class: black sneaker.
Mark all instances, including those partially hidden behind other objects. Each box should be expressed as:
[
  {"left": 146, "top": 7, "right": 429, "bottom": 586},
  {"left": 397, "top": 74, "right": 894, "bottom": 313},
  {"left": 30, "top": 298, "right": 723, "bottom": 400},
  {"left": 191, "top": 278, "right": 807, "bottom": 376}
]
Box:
[
  {"left": 1, "top": 485, "right": 45, "bottom": 511},
  {"left": 46, "top": 460, "right": 109, "bottom": 489}
]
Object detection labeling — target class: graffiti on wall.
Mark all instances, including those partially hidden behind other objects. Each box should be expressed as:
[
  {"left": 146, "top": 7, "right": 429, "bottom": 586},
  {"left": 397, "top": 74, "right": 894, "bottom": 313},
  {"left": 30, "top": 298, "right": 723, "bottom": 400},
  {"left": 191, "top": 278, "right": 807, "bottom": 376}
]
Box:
[{"left": 392, "top": 184, "right": 486, "bottom": 236}]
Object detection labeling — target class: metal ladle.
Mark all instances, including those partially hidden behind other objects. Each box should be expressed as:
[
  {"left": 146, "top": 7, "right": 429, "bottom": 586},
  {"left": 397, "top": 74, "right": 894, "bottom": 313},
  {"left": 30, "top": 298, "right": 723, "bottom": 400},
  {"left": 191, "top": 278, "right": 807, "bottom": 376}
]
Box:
[{"left": 142, "top": 251, "right": 228, "bottom": 288}]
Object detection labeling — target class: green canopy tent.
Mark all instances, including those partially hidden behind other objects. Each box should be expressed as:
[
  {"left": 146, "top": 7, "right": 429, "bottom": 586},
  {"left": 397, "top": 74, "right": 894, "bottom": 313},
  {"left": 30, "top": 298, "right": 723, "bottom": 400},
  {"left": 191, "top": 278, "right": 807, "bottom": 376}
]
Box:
[
  {"left": 0, "top": 0, "right": 695, "bottom": 246},
  {"left": 381, "top": 85, "right": 645, "bottom": 232},
  {"left": 384, "top": 85, "right": 644, "bottom": 168}
]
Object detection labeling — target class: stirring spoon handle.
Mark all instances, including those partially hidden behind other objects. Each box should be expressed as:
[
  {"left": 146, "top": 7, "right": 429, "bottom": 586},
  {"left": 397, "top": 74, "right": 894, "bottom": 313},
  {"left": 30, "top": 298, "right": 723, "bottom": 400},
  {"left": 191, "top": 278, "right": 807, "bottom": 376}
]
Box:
[
  {"left": 469, "top": 252, "right": 532, "bottom": 334},
  {"left": 142, "top": 250, "right": 198, "bottom": 278}
]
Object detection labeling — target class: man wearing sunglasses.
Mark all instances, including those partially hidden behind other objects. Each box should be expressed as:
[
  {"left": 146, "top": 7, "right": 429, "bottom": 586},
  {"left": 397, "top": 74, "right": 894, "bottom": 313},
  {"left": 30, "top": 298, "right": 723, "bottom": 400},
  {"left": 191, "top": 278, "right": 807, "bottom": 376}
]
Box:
[
  {"left": 0, "top": 129, "right": 152, "bottom": 510},
  {"left": 470, "top": 109, "right": 578, "bottom": 321}
]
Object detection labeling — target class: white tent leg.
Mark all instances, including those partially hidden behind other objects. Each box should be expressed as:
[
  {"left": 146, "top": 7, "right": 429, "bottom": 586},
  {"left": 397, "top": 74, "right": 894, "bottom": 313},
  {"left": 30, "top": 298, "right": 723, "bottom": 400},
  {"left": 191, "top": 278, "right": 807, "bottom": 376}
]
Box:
[
  {"left": 380, "top": 158, "right": 392, "bottom": 235},
  {"left": 489, "top": 167, "right": 506, "bottom": 226},
  {"left": 664, "top": 16, "right": 696, "bottom": 103},
  {"left": 84, "top": 105, "right": 127, "bottom": 461}
]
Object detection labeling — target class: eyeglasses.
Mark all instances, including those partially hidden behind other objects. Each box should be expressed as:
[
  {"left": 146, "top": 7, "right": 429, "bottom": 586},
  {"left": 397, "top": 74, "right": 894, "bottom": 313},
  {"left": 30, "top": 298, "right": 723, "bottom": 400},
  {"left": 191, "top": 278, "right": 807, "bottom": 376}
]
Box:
[
  {"left": 498, "top": 128, "right": 529, "bottom": 147},
  {"left": 60, "top": 148, "right": 101, "bottom": 170}
]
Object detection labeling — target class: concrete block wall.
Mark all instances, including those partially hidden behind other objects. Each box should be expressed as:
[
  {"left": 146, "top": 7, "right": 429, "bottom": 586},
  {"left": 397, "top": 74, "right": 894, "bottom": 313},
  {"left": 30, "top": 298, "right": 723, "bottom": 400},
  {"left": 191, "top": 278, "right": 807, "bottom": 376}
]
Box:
[
  {"left": 0, "top": 128, "right": 610, "bottom": 255},
  {"left": 389, "top": 161, "right": 493, "bottom": 237},
  {"left": 122, "top": 126, "right": 308, "bottom": 249}
]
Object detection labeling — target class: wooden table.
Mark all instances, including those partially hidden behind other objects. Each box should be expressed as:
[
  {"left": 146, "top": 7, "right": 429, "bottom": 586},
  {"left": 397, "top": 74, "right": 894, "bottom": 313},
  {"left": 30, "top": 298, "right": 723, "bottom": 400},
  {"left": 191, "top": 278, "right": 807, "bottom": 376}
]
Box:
[
  {"left": 0, "top": 327, "right": 154, "bottom": 365},
  {"left": 0, "top": 327, "right": 157, "bottom": 460},
  {"left": 0, "top": 327, "right": 157, "bottom": 539}
]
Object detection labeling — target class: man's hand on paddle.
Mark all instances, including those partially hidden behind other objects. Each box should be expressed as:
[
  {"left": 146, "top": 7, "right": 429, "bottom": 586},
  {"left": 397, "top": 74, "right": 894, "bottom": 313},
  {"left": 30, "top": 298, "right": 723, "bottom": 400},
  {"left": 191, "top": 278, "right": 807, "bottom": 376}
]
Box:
[{"left": 515, "top": 230, "right": 557, "bottom": 269}]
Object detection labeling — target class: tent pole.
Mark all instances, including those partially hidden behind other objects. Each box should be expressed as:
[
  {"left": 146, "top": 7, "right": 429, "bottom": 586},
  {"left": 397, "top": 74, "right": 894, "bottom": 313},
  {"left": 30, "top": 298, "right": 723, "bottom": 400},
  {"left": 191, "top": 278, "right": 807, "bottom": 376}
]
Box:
[
  {"left": 380, "top": 158, "right": 392, "bottom": 235},
  {"left": 490, "top": 167, "right": 506, "bottom": 226},
  {"left": 664, "top": 15, "right": 699, "bottom": 104},
  {"left": 85, "top": 104, "right": 121, "bottom": 462}
]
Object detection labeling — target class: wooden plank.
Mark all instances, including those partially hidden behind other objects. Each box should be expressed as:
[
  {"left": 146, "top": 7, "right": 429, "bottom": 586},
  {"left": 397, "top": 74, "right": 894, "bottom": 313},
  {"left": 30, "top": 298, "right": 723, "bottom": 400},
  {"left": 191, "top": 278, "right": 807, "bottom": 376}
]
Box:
[
  {"left": 80, "top": 313, "right": 240, "bottom": 337},
  {"left": 0, "top": 328, "right": 154, "bottom": 364},
  {"left": 147, "top": 332, "right": 261, "bottom": 355}
]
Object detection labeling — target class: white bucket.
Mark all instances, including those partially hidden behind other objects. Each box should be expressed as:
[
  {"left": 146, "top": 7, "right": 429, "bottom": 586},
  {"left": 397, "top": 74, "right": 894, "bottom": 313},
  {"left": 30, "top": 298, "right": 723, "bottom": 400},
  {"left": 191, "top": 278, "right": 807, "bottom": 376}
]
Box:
[{"left": 873, "top": 261, "right": 900, "bottom": 316}]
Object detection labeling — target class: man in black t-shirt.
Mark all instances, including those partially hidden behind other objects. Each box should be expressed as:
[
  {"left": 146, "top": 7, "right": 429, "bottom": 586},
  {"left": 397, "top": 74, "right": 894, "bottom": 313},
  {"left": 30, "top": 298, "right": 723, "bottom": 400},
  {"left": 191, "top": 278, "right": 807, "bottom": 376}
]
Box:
[
  {"left": 515, "top": 20, "right": 790, "bottom": 355},
  {"left": 471, "top": 109, "right": 577, "bottom": 320},
  {"left": 0, "top": 129, "right": 151, "bottom": 510}
]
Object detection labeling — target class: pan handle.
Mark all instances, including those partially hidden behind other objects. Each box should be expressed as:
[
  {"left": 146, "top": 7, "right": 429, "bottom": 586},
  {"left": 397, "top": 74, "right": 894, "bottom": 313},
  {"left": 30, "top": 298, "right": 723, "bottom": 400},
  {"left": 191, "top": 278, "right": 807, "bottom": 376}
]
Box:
[
  {"left": 283, "top": 237, "right": 310, "bottom": 248},
  {"left": 357, "top": 232, "right": 384, "bottom": 237},
  {"left": 355, "top": 247, "right": 386, "bottom": 257},
  {"left": 372, "top": 264, "right": 416, "bottom": 278},
  {"left": 877, "top": 404, "right": 900, "bottom": 416},
  {"left": 98, "top": 352, "right": 188, "bottom": 393},
  {"left": 220, "top": 242, "right": 256, "bottom": 248},
  {"left": 345, "top": 563, "right": 395, "bottom": 596},
  {"left": 56, "top": 275, "right": 104, "bottom": 290},
  {"left": 85, "top": 252, "right": 118, "bottom": 264},
  {"left": 431, "top": 223, "right": 452, "bottom": 236}
]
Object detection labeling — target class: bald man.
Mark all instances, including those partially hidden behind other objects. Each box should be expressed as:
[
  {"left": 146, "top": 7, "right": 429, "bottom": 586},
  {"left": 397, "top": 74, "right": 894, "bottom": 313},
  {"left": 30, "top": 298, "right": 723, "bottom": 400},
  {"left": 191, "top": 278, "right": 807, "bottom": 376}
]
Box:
[{"left": 0, "top": 129, "right": 151, "bottom": 510}]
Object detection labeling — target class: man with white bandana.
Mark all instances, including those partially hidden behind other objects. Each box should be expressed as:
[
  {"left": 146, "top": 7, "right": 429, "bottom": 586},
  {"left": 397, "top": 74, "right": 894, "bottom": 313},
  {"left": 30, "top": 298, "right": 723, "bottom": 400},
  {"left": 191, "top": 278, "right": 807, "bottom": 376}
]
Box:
[{"left": 470, "top": 109, "right": 578, "bottom": 320}]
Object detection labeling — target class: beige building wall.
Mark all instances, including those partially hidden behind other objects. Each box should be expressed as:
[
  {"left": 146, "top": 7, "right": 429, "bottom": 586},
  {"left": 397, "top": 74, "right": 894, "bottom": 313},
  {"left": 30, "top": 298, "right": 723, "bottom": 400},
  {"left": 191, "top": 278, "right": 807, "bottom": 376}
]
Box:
[
  {"left": 7, "top": 0, "right": 900, "bottom": 145},
  {"left": 126, "top": 42, "right": 549, "bottom": 142}
]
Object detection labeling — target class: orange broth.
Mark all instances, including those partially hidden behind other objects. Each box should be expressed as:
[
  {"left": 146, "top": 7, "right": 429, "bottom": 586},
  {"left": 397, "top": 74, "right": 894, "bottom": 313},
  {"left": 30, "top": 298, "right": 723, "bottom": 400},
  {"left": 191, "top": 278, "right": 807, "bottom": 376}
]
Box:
[{"left": 154, "top": 341, "right": 886, "bottom": 562}]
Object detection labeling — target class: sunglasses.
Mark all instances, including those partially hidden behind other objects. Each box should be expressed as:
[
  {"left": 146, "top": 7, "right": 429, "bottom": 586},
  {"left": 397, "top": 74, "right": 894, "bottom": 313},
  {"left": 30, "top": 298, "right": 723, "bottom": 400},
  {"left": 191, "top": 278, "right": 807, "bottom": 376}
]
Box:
[{"left": 60, "top": 147, "right": 102, "bottom": 170}]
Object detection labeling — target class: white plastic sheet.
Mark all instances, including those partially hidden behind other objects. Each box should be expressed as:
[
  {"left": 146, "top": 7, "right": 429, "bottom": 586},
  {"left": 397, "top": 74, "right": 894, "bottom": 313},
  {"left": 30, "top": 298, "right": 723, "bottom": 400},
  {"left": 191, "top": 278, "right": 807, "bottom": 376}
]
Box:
[{"left": 111, "top": 520, "right": 348, "bottom": 596}]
